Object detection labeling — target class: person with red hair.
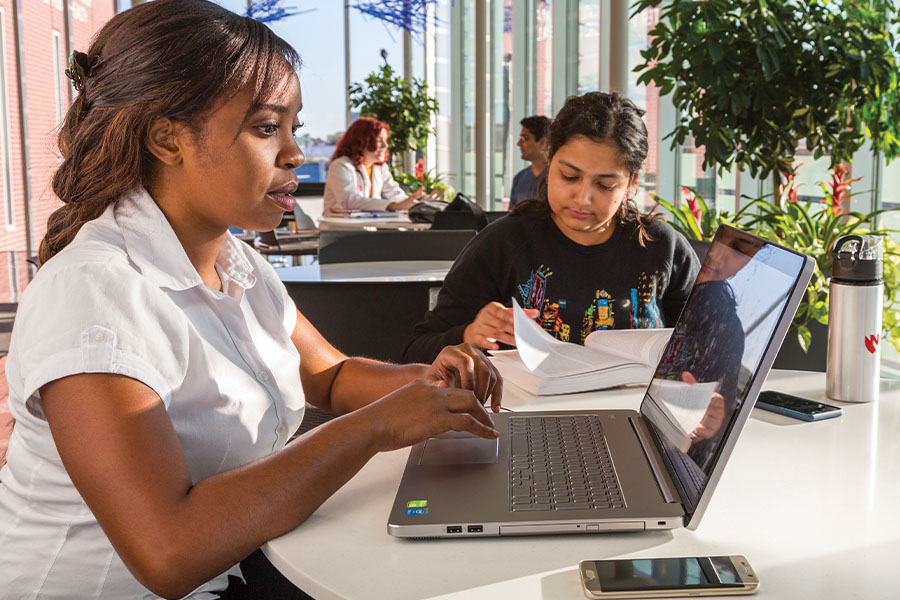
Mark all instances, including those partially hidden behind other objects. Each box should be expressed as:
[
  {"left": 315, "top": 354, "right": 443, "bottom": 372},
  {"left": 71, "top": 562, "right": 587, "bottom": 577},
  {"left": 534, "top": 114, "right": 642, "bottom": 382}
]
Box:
[{"left": 323, "top": 117, "right": 430, "bottom": 214}]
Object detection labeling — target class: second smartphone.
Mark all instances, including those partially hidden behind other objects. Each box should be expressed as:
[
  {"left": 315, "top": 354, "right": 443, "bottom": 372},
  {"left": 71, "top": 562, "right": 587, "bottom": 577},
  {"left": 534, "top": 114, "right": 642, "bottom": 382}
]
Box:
[
  {"left": 579, "top": 555, "right": 759, "bottom": 599},
  {"left": 755, "top": 390, "right": 842, "bottom": 421}
]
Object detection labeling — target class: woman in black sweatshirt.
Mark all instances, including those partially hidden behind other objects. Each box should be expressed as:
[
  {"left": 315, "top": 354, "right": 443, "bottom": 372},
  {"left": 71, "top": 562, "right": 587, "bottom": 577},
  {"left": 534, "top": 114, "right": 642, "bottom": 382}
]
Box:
[{"left": 403, "top": 91, "right": 700, "bottom": 364}]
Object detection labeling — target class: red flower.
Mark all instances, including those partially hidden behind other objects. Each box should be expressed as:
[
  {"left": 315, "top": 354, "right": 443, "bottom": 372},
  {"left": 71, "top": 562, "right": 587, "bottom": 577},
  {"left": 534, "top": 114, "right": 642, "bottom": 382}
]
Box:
[
  {"left": 780, "top": 163, "right": 800, "bottom": 203},
  {"left": 415, "top": 158, "right": 425, "bottom": 180},
  {"left": 681, "top": 187, "right": 701, "bottom": 222},
  {"left": 828, "top": 164, "right": 861, "bottom": 216}
]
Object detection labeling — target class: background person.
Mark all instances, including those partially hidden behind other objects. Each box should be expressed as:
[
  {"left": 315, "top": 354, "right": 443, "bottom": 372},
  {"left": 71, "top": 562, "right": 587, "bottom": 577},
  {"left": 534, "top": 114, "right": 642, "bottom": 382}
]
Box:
[
  {"left": 323, "top": 117, "right": 437, "bottom": 214},
  {"left": 403, "top": 92, "right": 699, "bottom": 364},
  {"left": 509, "top": 115, "right": 552, "bottom": 209},
  {"left": 0, "top": 3, "right": 501, "bottom": 598}
]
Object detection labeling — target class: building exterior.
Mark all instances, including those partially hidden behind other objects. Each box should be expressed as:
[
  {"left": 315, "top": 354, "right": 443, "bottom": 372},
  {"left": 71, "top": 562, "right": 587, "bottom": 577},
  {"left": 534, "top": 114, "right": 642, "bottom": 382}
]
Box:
[{"left": 0, "top": 0, "right": 115, "bottom": 302}]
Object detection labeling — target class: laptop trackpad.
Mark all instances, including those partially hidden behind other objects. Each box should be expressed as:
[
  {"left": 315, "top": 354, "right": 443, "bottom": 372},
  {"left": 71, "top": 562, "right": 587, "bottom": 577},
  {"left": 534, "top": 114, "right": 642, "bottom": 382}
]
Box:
[{"left": 419, "top": 435, "right": 499, "bottom": 465}]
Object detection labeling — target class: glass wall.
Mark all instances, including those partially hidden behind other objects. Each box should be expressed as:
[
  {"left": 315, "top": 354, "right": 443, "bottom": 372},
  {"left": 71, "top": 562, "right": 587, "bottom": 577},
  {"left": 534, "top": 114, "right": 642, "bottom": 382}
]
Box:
[
  {"left": 576, "top": 0, "right": 601, "bottom": 94},
  {"left": 535, "top": 1, "right": 553, "bottom": 117},
  {"left": 627, "top": 3, "right": 662, "bottom": 210},
  {"left": 491, "top": 0, "right": 514, "bottom": 203}
]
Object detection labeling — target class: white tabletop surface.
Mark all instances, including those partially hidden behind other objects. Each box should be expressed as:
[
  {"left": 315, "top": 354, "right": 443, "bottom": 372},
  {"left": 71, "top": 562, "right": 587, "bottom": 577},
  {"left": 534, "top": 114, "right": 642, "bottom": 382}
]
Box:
[
  {"left": 264, "top": 370, "right": 900, "bottom": 600},
  {"left": 277, "top": 261, "right": 453, "bottom": 283},
  {"left": 319, "top": 214, "right": 431, "bottom": 230}
]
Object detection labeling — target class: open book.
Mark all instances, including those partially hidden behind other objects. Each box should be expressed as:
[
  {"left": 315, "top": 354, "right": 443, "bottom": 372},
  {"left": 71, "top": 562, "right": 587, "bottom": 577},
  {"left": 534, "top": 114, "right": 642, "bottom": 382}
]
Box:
[{"left": 488, "top": 300, "right": 673, "bottom": 395}]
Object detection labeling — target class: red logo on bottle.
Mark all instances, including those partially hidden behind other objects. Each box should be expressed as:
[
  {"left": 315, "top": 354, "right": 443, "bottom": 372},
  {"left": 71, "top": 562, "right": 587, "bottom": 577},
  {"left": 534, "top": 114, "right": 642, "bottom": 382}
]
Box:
[{"left": 865, "top": 334, "right": 880, "bottom": 354}]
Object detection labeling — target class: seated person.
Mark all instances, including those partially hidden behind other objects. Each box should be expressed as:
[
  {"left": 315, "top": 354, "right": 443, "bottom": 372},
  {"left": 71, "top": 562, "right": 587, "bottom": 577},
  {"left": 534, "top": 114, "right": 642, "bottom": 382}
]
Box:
[
  {"left": 0, "top": 4, "right": 501, "bottom": 598},
  {"left": 509, "top": 115, "right": 551, "bottom": 209},
  {"left": 323, "top": 117, "right": 432, "bottom": 214},
  {"left": 403, "top": 91, "right": 700, "bottom": 364}
]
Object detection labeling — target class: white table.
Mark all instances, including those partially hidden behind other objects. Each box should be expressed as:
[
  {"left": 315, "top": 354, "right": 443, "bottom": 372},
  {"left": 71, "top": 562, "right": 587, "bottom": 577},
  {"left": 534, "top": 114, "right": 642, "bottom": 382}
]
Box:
[
  {"left": 277, "top": 260, "right": 453, "bottom": 283},
  {"left": 318, "top": 214, "right": 431, "bottom": 231},
  {"left": 264, "top": 371, "right": 900, "bottom": 599}
]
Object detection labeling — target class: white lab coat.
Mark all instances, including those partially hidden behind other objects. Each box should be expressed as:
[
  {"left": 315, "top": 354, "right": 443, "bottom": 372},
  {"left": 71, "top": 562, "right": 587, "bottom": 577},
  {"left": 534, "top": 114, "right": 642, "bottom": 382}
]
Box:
[{"left": 323, "top": 155, "right": 408, "bottom": 214}]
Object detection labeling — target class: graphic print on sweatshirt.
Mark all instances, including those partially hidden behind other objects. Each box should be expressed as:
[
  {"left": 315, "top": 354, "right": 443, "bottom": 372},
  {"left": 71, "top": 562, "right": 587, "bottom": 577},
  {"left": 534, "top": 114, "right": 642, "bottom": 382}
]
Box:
[{"left": 517, "top": 266, "right": 667, "bottom": 344}]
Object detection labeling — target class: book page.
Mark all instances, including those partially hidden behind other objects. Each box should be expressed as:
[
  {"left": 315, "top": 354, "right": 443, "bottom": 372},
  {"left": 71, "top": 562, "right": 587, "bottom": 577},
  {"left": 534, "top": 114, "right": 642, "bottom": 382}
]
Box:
[
  {"left": 645, "top": 378, "right": 718, "bottom": 442},
  {"left": 583, "top": 327, "right": 673, "bottom": 365},
  {"left": 489, "top": 349, "right": 654, "bottom": 395},
  {"left": 512, "top": 300, "right": 628, "bottom": 376}
]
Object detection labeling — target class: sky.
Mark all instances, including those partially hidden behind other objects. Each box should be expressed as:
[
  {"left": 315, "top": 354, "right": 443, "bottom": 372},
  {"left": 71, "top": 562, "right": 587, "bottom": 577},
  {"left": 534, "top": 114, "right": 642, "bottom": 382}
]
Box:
[{"left": 215, "top": 0, "right": 422, "bottom": 140}]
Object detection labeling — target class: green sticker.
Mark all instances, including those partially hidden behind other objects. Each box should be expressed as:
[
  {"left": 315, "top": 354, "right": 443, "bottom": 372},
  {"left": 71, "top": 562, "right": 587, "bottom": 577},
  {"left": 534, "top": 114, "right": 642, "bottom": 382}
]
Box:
[{"left": 406, "top": 499, "right": 428, "bottom": 508}]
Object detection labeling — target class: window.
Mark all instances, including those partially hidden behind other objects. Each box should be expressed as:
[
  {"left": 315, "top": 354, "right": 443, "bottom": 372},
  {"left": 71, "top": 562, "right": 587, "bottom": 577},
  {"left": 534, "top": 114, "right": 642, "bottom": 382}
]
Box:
[
  {"left": 7, "top": 251, "right": 17, "bottom": 301},
  {"left": 0, "top": 9, "right": 14, "bottom": 228},
  {"left": 52, "top": 31, "right": 65, "bottom": 125}
]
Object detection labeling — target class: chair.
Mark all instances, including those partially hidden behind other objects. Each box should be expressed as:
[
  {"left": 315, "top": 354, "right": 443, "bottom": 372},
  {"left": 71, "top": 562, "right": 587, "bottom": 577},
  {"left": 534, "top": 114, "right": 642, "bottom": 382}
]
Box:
[
  {"left": 317, "top": 229, "right": 475, "bottom": 265},
  {"left": 485, "top": 211, "right": 507, "bottom": 224},
  {"left": 284, "top": 277, "right": 441, "bottom": 363},
  {"left": 688, "top": 238, "right": 711, "bottom": 263},
  {"left": 430, "top": 210, "right": 479, "bottom": 230}
]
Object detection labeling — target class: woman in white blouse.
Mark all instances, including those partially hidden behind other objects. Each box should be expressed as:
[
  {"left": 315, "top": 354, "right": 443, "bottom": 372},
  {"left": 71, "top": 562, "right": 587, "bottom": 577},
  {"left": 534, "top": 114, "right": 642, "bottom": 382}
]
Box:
[
  {"left": 323, "top": 117, "right": 435, "bottom": 214},
  {"left": 0, "top": 2, "right": 501, "bottom": 599}
]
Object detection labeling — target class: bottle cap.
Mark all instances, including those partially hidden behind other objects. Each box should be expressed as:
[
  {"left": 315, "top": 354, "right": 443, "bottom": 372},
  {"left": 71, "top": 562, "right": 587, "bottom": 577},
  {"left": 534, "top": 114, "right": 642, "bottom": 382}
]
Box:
[{"left": 832, "top": 234, "right": 883, "bottom": 281}]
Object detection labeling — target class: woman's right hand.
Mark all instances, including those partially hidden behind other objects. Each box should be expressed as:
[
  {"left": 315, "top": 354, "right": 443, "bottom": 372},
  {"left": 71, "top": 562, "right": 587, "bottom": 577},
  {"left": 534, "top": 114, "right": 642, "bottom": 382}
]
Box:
[
  {"left": 360, "top": 379, "right": 499, "bottom": 452},
  {"left": 463, "top": 301, "right": 540, "bottom": 351},
  {"left": 386, "top": 187, "right": 426, "bottom": 211}
]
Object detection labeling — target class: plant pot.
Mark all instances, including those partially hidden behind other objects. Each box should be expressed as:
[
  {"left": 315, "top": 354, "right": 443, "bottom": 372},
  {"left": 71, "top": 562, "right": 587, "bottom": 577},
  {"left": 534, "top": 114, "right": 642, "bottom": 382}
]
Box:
[{"left": 772, "top": 321, "right": 827, "bottom": 372}]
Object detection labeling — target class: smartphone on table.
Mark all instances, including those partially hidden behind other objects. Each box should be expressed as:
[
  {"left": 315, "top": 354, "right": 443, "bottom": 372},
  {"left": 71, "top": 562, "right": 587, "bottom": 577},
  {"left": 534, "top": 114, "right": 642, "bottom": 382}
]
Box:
[
  {"left": 579, "top": 555, "right": 759, "bottom": 598},
  {"left": 755, "top": 390, "right": 842, "bottom": 422}
]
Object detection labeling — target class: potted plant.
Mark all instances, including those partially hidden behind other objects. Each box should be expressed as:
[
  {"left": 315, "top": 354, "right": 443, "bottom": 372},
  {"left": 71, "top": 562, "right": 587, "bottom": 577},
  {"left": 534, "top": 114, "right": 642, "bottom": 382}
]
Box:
[
  {"left": 632, "top": 0, "right": 900, "bottom": 193},
  {"left": 392, "top": 164, "right": 453, "bottom": 198},
  {"left": 633, "top": 0, "right": 900, "bottom": 368},
  {"left": 654, "top": 169, "right": 900, "bottom": 370},
  {"left": 348, "top": 57, "right": 439, "bottom": 173}
]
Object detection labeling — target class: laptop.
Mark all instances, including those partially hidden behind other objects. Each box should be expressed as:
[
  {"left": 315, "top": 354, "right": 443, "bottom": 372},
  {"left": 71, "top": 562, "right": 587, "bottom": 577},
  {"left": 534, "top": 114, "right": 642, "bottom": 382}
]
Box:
[{"left": 388, "top": 225, "right": 814, "bottom": 537}]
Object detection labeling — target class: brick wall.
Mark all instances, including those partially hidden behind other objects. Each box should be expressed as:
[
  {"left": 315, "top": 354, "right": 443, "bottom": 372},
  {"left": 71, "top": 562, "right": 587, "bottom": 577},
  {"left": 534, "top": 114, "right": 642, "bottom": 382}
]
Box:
[{"left": 0, "top": 0, "right": 115, "bottom": 302}]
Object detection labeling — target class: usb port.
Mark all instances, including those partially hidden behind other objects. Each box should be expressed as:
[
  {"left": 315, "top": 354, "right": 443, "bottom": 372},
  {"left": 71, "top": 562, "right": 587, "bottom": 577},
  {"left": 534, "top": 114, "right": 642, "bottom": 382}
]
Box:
[
  {"left": 467, "top": 525, "right": 483, "bottom": 533},
  {"left": 446, "top": 526, "right": 462, "bottom": 534}
]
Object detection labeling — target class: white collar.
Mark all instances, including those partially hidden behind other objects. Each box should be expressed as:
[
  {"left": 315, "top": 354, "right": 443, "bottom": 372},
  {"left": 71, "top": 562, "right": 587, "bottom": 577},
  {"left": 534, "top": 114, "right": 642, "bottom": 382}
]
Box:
[{"left": 115, "top": 186, "right": 257, "bottom": 292}]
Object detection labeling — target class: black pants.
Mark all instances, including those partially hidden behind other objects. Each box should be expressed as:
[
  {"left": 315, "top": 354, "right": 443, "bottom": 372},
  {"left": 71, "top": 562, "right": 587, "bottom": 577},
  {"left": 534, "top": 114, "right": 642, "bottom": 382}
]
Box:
[{"left": 215, "top": 548, "right": 315, "bottom": 600}]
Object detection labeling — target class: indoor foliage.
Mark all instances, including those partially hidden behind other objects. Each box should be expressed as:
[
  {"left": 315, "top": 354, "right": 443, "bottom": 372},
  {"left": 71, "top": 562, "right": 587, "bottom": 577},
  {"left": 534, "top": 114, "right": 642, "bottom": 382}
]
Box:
[
  {"left": 633, "top": 0, "right": 900, "bottom": 190},
  {"left": 348, "top": 63, "right": 439, "bottom": 162},
  {"left": 654, "top": 169, "right": 900, "bottom": 355}
]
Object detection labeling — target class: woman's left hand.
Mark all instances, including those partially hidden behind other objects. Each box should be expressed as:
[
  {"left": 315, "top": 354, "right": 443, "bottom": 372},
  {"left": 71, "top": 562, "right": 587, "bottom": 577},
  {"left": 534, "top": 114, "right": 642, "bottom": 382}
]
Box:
[{"left": 424, "top": 343, "right": 503, "bottom": 412}]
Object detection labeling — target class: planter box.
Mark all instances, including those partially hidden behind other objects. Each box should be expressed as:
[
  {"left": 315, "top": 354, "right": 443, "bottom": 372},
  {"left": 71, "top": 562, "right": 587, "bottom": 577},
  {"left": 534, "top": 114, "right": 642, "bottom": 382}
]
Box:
[{"left": 772, "top": 321, "right": 827, "bottom": 372}]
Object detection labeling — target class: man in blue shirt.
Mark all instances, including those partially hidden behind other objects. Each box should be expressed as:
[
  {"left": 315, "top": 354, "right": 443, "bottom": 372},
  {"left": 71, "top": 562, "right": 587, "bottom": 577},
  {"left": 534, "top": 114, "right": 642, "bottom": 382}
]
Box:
[{"left": 509, "top": 115, "right": 551, "bottom": 209}]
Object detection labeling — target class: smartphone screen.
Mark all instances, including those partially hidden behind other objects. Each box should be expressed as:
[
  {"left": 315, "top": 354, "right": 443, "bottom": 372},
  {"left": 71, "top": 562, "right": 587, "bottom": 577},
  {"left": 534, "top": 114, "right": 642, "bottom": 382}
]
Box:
[
  {"left": 757, "top": 390, "right": 840, "bottom": 415},
  {"left": 586, "top": 556, "right": 744, "bottom": 592}
]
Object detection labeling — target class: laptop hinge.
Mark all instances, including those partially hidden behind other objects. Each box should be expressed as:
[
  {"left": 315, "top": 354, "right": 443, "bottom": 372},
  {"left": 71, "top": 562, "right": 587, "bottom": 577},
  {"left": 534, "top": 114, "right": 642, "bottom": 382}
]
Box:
[{"left": 629, "top": 416, "right": 679, "bottom": 504}]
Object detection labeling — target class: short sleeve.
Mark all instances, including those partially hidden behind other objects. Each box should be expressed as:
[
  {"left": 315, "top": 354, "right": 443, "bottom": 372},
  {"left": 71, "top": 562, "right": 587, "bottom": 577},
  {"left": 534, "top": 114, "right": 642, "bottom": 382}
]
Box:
[{"left": 7, "top": 260, "right": 189, "bottom": 413}]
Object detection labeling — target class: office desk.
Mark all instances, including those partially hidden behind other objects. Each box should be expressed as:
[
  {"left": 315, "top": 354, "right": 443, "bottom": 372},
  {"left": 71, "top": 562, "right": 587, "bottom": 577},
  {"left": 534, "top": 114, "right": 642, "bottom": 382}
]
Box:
[
  {"left": 319, "top": 214, "right": 430, "bottom": 231},
  {"left": 279, "top": 261, "right": 452, "bottom": 362},
  {"left": 264, "top": 370, "right": 900, "bottom": 600}
]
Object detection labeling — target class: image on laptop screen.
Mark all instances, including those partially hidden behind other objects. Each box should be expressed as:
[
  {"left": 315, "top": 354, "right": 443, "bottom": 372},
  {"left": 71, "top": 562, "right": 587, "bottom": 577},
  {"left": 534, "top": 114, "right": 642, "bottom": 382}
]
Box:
[{"left": 640, "top": 227, "right": 807, "bottom": 510}]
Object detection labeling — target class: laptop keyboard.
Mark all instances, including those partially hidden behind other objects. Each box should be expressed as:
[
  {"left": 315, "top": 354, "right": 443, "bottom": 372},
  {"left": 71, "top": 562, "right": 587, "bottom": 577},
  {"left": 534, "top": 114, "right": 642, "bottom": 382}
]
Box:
[{"left": 509, "top": 415, "right": 625, "bottom": 511}]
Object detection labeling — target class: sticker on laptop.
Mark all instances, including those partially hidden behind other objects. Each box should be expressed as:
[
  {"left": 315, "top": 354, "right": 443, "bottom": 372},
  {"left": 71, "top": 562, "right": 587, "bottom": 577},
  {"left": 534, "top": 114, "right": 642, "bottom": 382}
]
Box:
[
  {"left": 406, "top": 500, "right": 428, "bottom": 508},
  {"left": 405, "top": 508, "right": 428, "bottom": 516}
]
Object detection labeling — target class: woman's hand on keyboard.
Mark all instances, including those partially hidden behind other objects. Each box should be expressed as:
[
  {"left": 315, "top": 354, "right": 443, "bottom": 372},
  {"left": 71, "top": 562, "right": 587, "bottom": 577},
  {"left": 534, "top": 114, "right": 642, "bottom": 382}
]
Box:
[
  {"left": 361, "top": 379, "right": 499, "bottom": 452},
  {"left": 423, "top": 343, "right": 503, "bottom": 412}
]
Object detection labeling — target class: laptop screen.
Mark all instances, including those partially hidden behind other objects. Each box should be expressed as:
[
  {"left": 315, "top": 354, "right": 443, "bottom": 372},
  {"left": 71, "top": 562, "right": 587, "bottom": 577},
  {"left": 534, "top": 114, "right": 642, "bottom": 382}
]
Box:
[{"left": 639, "top": 226, "right": 808, "bottom": 512}]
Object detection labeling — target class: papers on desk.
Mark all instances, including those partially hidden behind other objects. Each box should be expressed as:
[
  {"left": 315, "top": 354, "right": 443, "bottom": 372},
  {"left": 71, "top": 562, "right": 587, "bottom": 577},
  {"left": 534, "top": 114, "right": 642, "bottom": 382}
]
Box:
[
  {"left": 328, "top": 209, "right": 399, "bottom": 219},
  {"left": 488, "top": 300, "right": 673, "bottom": 395}
]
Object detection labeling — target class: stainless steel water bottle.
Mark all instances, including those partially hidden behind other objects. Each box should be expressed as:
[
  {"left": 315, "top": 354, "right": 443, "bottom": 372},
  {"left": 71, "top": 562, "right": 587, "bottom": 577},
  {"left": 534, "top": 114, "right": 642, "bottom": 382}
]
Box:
[{"left": 826, "top": 234, "right": 883, "bottom": 403}]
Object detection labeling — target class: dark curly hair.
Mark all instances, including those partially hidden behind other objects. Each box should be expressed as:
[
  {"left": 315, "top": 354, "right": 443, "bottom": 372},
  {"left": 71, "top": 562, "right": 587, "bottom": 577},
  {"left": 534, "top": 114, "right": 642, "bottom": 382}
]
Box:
[{"left": 512, "top": 91, "right": 659, "bottom": 245}]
